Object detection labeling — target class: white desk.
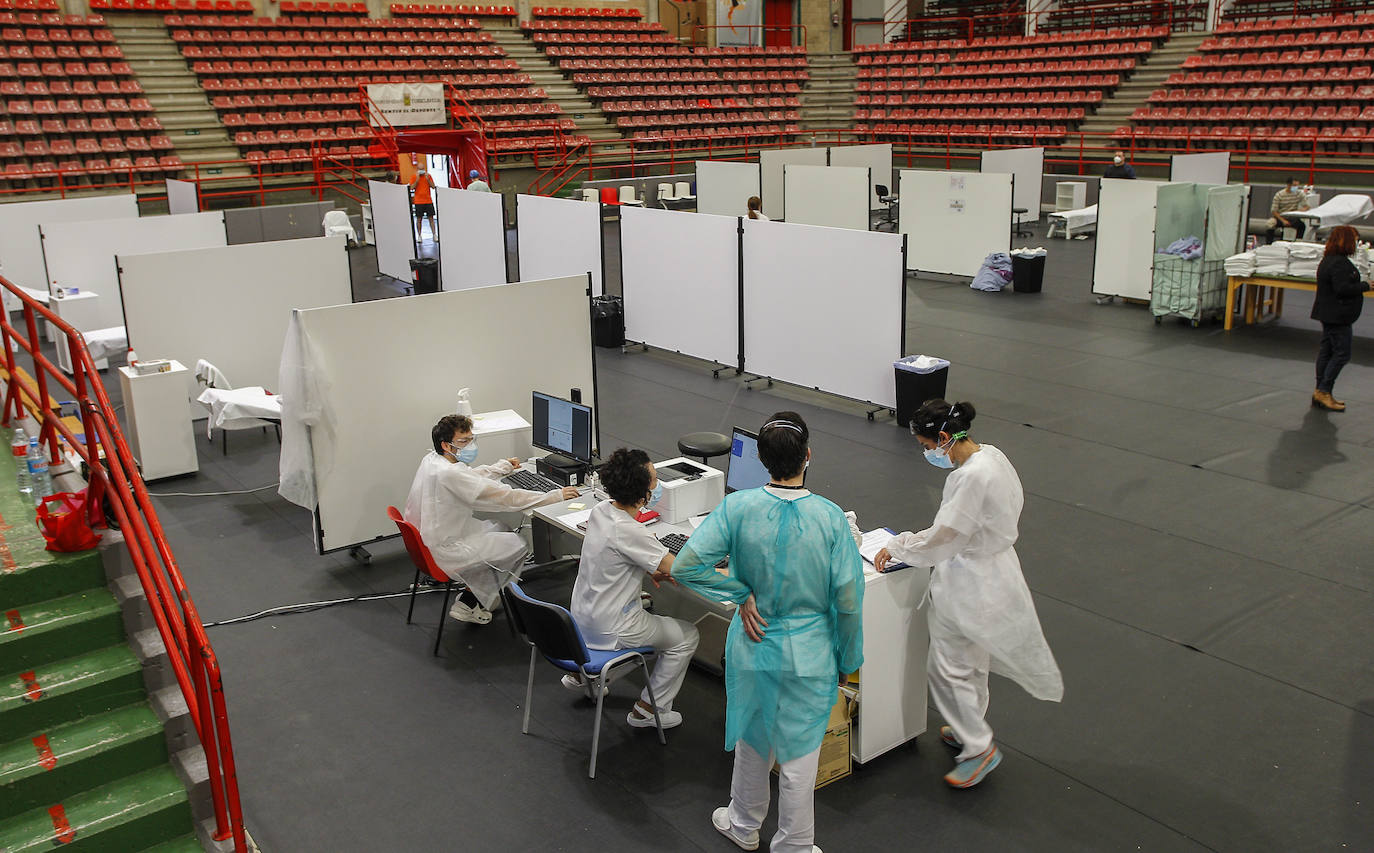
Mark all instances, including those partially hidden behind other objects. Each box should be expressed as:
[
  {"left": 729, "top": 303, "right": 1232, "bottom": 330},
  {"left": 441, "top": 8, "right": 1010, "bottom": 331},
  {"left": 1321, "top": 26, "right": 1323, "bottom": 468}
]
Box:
[
  {"left": 49, "top": 290, "right": 108, "bottom": 373},
  {"left": 119, "top": 360, "right": 199, "bottom": 480},
  {"left": 531, "top": 495, "right": 931, "bottom": 765}
]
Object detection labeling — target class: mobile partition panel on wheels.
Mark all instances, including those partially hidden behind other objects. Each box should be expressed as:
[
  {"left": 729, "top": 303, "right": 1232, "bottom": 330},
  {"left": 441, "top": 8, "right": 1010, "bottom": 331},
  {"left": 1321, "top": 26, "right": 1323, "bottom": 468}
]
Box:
[
  {"left": 828, "top": 143, "right": 893, "bottom": 209},
  {"left": 436, "top": 186, "right": 509, "bottom": 291},
  {"left": 117, "top": 235, "right": 352, "bottom": 413},
  {"left": 695, "top": 160, "right": 760, "bottom": 217},
  {"left": 0, "top": 193, "right": 137, "bottom": 310},
  {"left": 782, "top": 164, "right": 871, "bottom": 231},
  {"left": 742, "top": 219, "right": 905, "bottom": 409},
  {"left": 40, "top": 211, "right": 229, "bottom": 330},
  {"left": 980, "top": 146, "right": 1044, "bottom": 225},
  {"left": 516, "top": 193, "right": 605, "bottom": 295},
  {"left": 1170, "top": 152, "right": 1231, "bottom": 185},
  {"left": 759, "top": 147, "right": 828, "bottom": 220},
  {"left": 368, "top": 179, "right": 418, "bottom": 282},
  {"left": 620, "top": 206, "right": 741, "bottom": 371},
  {"left": 278, "top": 275, "right": 598, "bottom": 553},
  {"left": 165, "top": 179, "right": 199, "bottom": 215},
  {"left": 1093, "top": 178, "right": 1175, "bottom": 302},
  {"left": 899, "top": 169, "right": 1013, "bottom": 277}
]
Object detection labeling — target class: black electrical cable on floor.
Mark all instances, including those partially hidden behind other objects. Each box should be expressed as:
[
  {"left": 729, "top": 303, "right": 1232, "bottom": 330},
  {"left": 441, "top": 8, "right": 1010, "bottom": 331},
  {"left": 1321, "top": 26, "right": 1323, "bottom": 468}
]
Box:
[{"left": 203, "top": 586, "right": 448, "bottom": 628}]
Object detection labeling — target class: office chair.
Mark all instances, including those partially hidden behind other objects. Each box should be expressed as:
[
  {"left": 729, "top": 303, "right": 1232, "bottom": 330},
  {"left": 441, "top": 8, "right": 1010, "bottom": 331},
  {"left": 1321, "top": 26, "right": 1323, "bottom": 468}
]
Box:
[
  {"left": 388, "top": 505, "right": 463, "bottom": 656},
  {"left": 875, "top": 184, "right": 898, "bottom": 231},
  {"left": 502, "top": 581, "right": 666, "bottom": 778}
]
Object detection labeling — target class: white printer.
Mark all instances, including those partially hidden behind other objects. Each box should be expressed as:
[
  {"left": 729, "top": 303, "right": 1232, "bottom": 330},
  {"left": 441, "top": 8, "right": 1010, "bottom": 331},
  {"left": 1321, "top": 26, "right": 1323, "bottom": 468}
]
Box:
[{"left": 651, "top": 457, "right": 724, "bottom": 524}]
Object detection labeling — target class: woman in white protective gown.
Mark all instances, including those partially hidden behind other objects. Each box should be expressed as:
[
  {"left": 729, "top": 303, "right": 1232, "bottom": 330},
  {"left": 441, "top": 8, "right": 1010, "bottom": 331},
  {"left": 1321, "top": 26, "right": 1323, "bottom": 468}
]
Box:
[{"left": 875, "top": 399, "right": 1063, "bottom": 789}]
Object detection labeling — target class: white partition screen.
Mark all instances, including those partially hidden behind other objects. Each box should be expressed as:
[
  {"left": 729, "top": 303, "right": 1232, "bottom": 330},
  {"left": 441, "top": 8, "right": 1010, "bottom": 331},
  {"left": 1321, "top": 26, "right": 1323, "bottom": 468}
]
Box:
[
  {"left": 0, "top": 194, "right": 137, "bottom": 309},
  {"left": 436, "top": 186, "right": 507, "bottom": 291},
  {"left": 516, "top": 193, "right": 603, "bottom": 294},
  {"left": 119, "top": 235, "right": 351, "bottom": 409},
  {"left": 981, "top": 146, "right": 1044, "bottom": 223},
  {"left": 1094, "top": 178, "right": 1172, "bottom": 301},
  {"left": 1170, "top": 152, "right": 1230, "bottom": 185},
  {"left": 165, "top": 179, "right": 199, "bottom": 215},
  {"left": 368, "top": 180, "right": 416, "bottom": 282},
  {"left": 743, "top": 220, "right": 904, "bottom": 407},
  {"left": 783, "top": 164, "right": 871, "bottom": 231},
  {"left": 696, "top": 160, "right": 760, "bottom": 217},
  {"left": 287, "top": 275, "right": 597, "bottom": 552},
  {"left": 41, "top": 212, "right": 227, "bottom": 329},
  {"left": 621, "top": 206, "right": 739, "bottom": 369},
  {"left": 828, "top": 143, "right": 892, "bottom": 208},
  {"left": 759, "top": 147, "right": 828, "bottom": 219},
  {"left": 900, "top": 169, "right": 1012, "bottom": 277}
]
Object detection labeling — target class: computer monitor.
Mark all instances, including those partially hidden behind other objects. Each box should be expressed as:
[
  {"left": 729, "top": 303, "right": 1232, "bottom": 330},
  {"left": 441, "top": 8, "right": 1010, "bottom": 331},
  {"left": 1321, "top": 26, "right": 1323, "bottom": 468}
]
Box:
[
  {"left": 726, "top": 427, "right": 770, "bottom": 493},
  {"left": 531, "top": 391, "right": 593, "bottom": 465}
]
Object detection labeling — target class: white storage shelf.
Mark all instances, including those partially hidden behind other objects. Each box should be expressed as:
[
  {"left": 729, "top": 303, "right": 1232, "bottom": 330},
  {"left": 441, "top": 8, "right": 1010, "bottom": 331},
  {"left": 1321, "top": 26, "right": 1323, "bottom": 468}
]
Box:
[{"left": 1056, "top": 181, "right": 1087, "bottom": 212}]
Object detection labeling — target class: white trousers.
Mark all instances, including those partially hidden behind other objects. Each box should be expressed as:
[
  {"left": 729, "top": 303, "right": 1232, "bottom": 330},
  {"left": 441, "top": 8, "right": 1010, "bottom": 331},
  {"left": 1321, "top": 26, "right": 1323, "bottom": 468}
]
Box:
[
  {"left": 928, "top": 605, "right": 994, "bottom": 762},
  {"left": 611, "top": 611, "right": 698, "bottom": 712},
  {"left": 449, "top": 522, "right": 527, "bottom": 610},
  {"left": 726, "top": 740, "right": 820, "bottom": 853}
]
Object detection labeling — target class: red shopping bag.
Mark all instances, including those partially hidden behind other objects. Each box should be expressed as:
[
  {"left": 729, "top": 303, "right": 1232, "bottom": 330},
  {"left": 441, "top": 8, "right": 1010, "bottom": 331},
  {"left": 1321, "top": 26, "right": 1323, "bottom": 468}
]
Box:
[{"left": 35, "top": 491, "right": 102, "bottom": 552}]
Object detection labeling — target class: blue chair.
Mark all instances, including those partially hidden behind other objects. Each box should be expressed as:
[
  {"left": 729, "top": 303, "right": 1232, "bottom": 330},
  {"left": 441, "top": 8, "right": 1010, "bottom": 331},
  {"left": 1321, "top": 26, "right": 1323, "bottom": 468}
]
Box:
[{"left": 502, "top": 581, "right": 667, "bottom": 778}]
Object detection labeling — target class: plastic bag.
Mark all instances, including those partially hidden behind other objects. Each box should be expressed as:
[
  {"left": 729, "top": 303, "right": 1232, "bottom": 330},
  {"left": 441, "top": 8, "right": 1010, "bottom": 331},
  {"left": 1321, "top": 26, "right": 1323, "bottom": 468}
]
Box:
[{"left": 36, "top": 491, "right": 102, "bottom": 552}]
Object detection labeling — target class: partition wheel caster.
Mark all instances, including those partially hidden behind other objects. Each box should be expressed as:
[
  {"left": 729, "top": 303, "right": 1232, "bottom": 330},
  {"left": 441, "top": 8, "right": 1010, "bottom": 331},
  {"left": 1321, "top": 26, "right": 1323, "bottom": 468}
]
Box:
[
  {"left": 1096, "top": 295, "right": 1115, "bottom": 305},
  {"left": 868, "top": 412, "right": 874, "bottom": 421},
  {"left": 1155, "top": 316, "right": 1163, "bottom": 325},
  {"left": 1191, "top": 319, "right": 1200, "bottom": 328},
  {"left": 349, "top": 546, "right": 372, "bottom": 566}
]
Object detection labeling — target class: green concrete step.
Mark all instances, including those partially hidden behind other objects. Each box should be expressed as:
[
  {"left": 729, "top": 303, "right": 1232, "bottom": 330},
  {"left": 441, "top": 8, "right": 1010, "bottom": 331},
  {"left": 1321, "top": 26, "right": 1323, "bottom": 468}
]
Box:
[
  {"left": 0, "top": 646, "right": 145, "bottom": 741},
  {"left": 0, "top": 765, "right": 192, "bottom": 851},
  {"left": 0, "top": 590, "right": 125, "bottom": 673},
  {"left": 140, "top": 836, "right": 206, "bottom": 853},
  {"left": 0, "top": 701, "right": 166, "bottom": 817}
]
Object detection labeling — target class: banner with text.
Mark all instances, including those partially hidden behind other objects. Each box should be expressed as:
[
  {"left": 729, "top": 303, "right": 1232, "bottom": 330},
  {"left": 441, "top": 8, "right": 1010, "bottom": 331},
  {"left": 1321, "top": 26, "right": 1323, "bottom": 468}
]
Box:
[{"left": 366, "top": 82, "right": 446, "bottom": 127}]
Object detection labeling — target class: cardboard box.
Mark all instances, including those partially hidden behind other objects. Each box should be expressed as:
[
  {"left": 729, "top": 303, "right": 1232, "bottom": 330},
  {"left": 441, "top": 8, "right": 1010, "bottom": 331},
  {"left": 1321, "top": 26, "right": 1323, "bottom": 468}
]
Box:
[{"left": 775, "top": 690, "right": 854, "bottom": 790}]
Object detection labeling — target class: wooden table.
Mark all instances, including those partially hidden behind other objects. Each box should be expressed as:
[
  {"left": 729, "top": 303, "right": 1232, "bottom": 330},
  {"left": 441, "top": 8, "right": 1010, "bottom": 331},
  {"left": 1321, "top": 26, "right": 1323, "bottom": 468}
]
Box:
[{"left": 1224, "top": 274, "right": 1374, "bottom": 331}]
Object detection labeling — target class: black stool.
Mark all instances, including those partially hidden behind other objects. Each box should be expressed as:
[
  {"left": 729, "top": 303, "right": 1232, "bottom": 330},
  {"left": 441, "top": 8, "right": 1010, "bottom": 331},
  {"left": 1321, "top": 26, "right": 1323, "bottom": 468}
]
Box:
[
  {"left": 677, "top": 431, "right": 732, "bottom": 465},
  {"left": 1012, "top": 207, "right": 1033, "bottom": 239}
]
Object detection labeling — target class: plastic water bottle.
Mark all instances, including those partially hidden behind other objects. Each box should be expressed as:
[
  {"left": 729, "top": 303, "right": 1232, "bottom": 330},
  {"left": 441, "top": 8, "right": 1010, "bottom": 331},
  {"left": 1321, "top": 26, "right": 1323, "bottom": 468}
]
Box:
[
  {"left": 26, "top": 437, "right": 52, "bottom": 506},
  {"left": 11, "top": 428, "right": 31, "bottom": 499}
]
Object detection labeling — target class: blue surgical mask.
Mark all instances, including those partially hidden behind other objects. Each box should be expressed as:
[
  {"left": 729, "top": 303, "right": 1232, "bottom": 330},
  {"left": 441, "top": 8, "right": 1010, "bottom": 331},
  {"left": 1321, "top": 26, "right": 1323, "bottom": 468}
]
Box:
[
  {"left": 647, "top": 482, "right": 663, "bottom": 507},
  {"left": 455, "top": 443, "right": 478, "bottom": 464},
  {"left": 923, "top": 445, "right": 955, "bottom": 469}
]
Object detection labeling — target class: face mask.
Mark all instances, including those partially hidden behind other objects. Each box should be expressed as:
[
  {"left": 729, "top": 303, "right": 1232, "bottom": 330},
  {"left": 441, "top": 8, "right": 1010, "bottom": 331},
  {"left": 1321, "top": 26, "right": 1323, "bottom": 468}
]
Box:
[
  {"left": 923, "top": 444, "right": 955, "bottom": 469},
  {"left": 646, "top": 482, "right": 663, "bottom": 507},
  {"left": 1114, "top": 157, "right": 1124, "bottom": 165},
  {"left": 454, "top": 442, "right": 478, "bottom": 464}
]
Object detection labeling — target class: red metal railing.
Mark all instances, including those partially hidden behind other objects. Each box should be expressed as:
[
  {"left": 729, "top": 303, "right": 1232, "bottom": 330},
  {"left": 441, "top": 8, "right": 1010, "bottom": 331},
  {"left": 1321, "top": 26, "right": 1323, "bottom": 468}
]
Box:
[
  {"left": 692, "top": 23, "right": 808, "bottom": 47},
  {"left": 0, "top": 281, "right": 246, "bottom": 853},
  {"left": 854, "top": 0, "right": 1181, "bottom": 46}
]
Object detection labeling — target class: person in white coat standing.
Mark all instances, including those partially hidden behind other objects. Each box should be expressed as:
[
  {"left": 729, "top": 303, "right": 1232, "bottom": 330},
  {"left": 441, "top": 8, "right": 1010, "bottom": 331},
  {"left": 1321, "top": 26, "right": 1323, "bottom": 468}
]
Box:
[
  {"left": 405, "top": 414, "right": 578, "bottom": 624},
  {"left": 875, "top": 399, "right": 1062, "bottom": 788}
]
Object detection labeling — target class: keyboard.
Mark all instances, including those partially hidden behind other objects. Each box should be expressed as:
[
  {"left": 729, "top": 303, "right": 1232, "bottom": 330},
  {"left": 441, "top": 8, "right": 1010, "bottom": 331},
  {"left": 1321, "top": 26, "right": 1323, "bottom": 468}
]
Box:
[
  {"left": 659, "top": 533, "right": 690, "bottom": 554},
  {"left": 505, "top": 468, "right": 564, "bottom": 493}
]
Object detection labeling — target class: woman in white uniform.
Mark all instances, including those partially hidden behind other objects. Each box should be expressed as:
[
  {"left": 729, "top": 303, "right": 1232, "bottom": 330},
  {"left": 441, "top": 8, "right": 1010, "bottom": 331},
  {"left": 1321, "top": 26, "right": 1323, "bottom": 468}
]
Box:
[
  {"left": 405, "top": 414, "right": 578, "bottom": 625},
  {"left": 875, "top": 399, "right": 1063, "bottom": 788},
  {"left": 570, "top": 448, "right": 700, "bottom": 728}
]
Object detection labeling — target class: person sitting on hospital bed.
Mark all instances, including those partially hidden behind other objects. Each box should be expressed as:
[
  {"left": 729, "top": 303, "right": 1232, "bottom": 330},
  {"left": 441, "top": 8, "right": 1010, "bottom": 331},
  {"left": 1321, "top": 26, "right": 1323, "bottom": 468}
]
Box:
[
  {"left": 1268, "top": 177, "right": 1311, "bottom": 242},
  {"left": 568, "top": 448, "right": 700, "bottom": 729},
  {"left": 405, "top": 414, "right": 579, "bottom": 625}
]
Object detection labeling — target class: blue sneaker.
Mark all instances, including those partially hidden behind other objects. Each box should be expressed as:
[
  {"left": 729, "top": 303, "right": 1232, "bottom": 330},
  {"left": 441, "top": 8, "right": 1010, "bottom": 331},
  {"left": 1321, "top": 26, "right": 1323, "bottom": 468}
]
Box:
[
  {"left": 944, "top": 745, "right": 1001, "bottom": 788},
  {"left": 939, "top": 725, "right": 961, "bottom": 749}
]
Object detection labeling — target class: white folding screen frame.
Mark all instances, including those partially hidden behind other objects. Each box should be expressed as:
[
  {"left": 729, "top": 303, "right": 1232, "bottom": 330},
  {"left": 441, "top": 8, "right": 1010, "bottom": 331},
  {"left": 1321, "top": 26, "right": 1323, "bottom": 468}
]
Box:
[
  {"left": 980, "top": 146, "right": 1045, "bottom": 223},
  {"left": 620, "top": 206, "right": 741, "bottom": 371},
  {"left": 899, "top": 169, "right": 1013, "bottom": 277},
  {"left": 1170, "top": 152, "right": 1231, "bottom": 185},
  {"left": 782, "top": 164, "right": 871, "bottom": 231},
  {"left": 1093, "top": 178, "right": 1174, "bottom": 301},
  {"left": 759, "top": 147, "right": 827, "bottom": 220},
  {"left": 828, "top": 143, "right": 893, "bottom": 209},
  {"left": 40, "top": 211, "right": 229, "bottom": 330},
  {"left": 292, "top": 275, "right": 599, "bottom": 553},
  {"left": 742, "top": 219, "right": 906, "bottom": 410},
  {"left": 435, "top": 186, "right": 509, "bottom": 291},
  {"left": 165, "top": 179, "right": 199, "bottom": 215},
  {"left": 695, "top": 160, "right": 760, "bottom": 217},
  {"left": 117, "top": 235, "right": 352, "bottom": 413},
  {"left": 368, "top": 180, "right": 417, "bottom": 282},
  {"left": 516, "top": 193, "right": 604, "bottom": 295},
  {"left": 0, "top": 194, "right": 137, "bottom": 310}
]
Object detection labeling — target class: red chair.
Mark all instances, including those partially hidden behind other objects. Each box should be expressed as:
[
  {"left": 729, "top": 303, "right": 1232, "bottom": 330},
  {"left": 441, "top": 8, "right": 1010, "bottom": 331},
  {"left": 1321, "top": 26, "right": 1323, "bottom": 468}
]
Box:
[
  {"left": 599, "top": 185, "right": 618, "bottom": 205},
  {"left": 387, "top": 505, "right": 463, "bottom": 656}
]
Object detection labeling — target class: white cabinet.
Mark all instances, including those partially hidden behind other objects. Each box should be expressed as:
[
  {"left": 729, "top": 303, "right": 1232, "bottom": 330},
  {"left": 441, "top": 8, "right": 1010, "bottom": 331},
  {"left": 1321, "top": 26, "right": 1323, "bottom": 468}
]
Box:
[
  {"left": 1055, "top": 181, "right": 1087, "bottom": 211},
  {"left": 851, "top": 565, "right": 930, "bottom": 764},
  {"left": 49, "top": 290, "right": 107, "bottom": 374},
  {"left": 470, "top": 409, "right": 533, "bottom": 465},
  {"left": 119, "top": 360, "right": 199, "bottom": 480}
]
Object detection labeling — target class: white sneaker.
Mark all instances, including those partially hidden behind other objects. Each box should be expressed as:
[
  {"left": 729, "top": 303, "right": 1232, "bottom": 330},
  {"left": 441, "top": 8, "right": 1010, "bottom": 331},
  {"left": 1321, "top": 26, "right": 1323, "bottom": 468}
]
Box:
[
  {"left": 710, "top": 807, "right": 759, "bottom": 851},
  {"left": 448, "top": 601, "right": 492, "bottom": 624},
  {"left": 628, "top": 705, "right": 682, "bottom": 729},
  {"left": 560, "top": 674, "right": 607, "bottom": 697}
]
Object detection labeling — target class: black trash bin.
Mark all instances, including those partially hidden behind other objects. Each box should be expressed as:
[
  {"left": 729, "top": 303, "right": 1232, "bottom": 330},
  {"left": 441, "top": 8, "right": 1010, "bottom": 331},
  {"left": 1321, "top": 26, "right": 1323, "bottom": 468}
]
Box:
[
  {"left": 409, "top": 257, "right": 440, "bottom": 294},
  {"left": 1011, "top": 251, "right": 1046, "bottom": 293},
  {"left": 894, "top": 356, "right": 950, "bottom": 430},
  {"left": 591, "top": 295, "right": 625, "bottom": 348}
]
